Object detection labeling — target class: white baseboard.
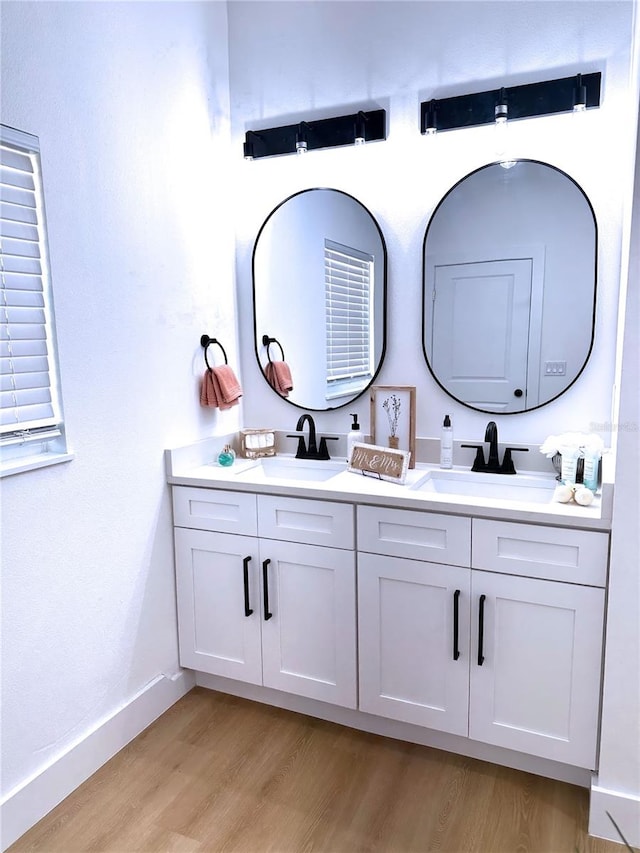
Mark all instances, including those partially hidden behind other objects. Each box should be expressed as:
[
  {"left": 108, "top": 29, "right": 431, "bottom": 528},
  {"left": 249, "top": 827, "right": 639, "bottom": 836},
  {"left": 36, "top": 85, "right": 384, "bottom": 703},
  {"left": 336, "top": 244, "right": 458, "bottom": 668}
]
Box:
[
  {"left": 0, "top": 669, "right": 195, "bottom": 852},
  {"left": 589, "top": 784, "right": 640, "bottom": 848}
]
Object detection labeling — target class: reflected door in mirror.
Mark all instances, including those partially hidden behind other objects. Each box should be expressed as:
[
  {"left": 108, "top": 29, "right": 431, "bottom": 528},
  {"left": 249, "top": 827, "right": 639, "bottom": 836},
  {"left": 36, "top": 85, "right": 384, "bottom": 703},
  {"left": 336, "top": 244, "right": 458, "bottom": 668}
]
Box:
[{"left": 430, "top": 258, "right": 533, "bottom": 413}]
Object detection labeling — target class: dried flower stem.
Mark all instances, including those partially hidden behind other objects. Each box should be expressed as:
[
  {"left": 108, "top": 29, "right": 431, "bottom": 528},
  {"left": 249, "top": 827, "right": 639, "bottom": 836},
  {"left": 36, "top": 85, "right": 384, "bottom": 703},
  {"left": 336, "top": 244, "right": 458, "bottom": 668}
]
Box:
[{"left": 383, "top": 394, "right": 402, "bottom": 438}]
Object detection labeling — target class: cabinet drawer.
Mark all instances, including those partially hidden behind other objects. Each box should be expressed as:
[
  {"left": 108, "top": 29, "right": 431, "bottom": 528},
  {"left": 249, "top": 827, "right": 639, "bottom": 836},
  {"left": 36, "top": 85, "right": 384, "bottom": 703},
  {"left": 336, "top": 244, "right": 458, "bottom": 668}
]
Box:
[
  {"left": 173, "top": 486, "right": 257, "bottom": 536},
  {"left": 357, "top": 506, "right": 471, "bottom": 567},
  {"left": 258, "top": 495, "right": 354, "bottom": 549},
  {"left": 472, "top": 519, "right": 608, "bottom": 586}
]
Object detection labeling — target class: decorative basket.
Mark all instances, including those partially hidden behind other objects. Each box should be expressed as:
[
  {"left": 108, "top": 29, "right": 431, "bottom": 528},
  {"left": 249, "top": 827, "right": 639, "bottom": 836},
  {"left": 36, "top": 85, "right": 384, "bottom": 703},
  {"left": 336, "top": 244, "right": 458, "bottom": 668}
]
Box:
[{"left": 240, "top": 428, "right": 276, "bottom": 459}]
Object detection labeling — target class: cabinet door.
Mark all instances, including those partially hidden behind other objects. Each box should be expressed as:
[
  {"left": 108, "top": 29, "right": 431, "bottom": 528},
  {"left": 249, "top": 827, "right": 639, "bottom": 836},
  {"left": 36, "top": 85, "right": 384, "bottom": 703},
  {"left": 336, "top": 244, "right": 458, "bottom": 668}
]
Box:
[
  {"left": 469, "top": 571, "right": 605, "bottom": 768},
  {"left": 174, "top": 528, "right": 262, "bottom": 684},
  {"left": 358, "top": 553, "right": 471, "bottom": 735},
  {"left": 260, "top": 540, "right": 357, "bottom": 709}
]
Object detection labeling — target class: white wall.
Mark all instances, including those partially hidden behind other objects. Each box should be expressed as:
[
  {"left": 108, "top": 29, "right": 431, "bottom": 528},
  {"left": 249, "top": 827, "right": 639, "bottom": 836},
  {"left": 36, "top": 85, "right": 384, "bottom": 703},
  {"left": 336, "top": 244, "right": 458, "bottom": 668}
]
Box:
[
  {"left": 590, "top": 19, "right": 640, "bottom": 841},
  {"left": 228, "top": 0, "right": 637, "bottom": 449},
  {"left": 0, "top": 0, "right": 238, "bottom": 833}
]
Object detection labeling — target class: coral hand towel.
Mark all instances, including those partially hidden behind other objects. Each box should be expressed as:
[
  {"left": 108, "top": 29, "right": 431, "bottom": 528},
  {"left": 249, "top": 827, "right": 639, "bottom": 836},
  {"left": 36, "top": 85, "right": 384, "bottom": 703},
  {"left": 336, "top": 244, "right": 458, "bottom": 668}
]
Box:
[
  {"left": 212, "top": 365, "right": 243, "bottom": 404},
  {"left": 200, "top": 370, "right": 220, "bottom": 407},
  {"left": 265, "top": 361, "right": 293, "bottom": 396},
  {"left": 200, "top": 366, "right": 242, "bottom": 409}
]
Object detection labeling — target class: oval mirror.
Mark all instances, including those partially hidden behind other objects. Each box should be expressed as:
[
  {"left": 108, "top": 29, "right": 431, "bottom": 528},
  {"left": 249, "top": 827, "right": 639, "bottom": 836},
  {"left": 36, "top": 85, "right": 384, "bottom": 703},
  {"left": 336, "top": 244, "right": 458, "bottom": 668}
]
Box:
[
  {"left": 253, "top": 188, "right": 387, "bottom": 411},
  {"left": 422, "top": 160, "right": 597, "bottom": 414}
]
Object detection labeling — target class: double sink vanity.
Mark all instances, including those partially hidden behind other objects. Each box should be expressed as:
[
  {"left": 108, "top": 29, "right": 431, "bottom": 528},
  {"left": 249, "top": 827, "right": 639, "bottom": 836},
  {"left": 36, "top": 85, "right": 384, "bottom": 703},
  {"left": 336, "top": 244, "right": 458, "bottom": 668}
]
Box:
[{"left": 166, "top": 431, "right": 613, "bottom": 783}]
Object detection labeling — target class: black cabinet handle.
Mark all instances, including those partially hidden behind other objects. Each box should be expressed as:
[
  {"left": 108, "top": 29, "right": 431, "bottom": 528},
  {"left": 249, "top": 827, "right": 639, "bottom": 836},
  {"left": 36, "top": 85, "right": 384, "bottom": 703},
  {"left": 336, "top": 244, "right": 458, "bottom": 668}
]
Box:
[
  {"left": 243, "top": 556, "right": 253, "bottom": 617},
  {"left": 514, "top": 388, "right": 524, "bottom": 398},
  {"left": 478, "top": 594, "right": 486, "bottom": 666},
  {"left": 262, "top": 558, "right": 273, "bottom": 621},
  {"left": 453, "top": 589, "right": 461, "bottom": 660}
]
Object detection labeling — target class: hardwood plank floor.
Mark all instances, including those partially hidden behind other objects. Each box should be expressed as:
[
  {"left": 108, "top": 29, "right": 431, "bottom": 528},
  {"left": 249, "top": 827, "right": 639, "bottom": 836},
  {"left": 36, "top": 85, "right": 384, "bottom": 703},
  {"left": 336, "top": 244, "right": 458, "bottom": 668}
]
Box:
[{"left": 9, "top": 687, "right": 631, "bottom": 853}]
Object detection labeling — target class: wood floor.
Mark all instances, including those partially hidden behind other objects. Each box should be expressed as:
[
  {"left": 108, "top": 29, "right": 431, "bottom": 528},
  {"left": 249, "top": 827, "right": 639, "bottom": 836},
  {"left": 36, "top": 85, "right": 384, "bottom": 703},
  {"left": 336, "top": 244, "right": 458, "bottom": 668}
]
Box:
[{"left": 10, "top": 687, "right": 631, "bottom": 853}]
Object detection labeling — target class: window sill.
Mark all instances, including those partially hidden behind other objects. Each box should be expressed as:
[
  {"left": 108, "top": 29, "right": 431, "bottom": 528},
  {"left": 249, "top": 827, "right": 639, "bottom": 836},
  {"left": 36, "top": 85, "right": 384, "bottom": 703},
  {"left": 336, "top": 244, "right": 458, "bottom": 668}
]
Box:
[{"left": 0, "top": 451, "right": 75, "bottom": 478}]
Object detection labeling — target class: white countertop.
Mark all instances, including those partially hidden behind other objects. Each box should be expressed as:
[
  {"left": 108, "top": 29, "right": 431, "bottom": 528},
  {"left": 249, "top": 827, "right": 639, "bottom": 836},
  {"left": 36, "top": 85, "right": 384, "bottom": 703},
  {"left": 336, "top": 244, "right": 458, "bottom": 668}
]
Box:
[{"left": 166, "top": 439, "right": 613, "bottom": 532}]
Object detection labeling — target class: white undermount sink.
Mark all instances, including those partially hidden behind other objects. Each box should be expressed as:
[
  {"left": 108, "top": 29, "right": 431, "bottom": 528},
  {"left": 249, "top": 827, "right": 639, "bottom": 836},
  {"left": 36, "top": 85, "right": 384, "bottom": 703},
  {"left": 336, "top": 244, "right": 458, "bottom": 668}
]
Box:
[
  {"left": 409, "top": 468, "right": 557, "bottom": 504},
  {"left": 234, "top": 456, "right": 346, "bottom": 483}
]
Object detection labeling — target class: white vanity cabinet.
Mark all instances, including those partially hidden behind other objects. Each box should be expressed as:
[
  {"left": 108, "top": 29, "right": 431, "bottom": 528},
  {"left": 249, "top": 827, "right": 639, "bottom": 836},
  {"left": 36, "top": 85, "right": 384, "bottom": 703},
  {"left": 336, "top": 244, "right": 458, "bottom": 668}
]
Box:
[
  {"left": 171, "top": 476, "right": 609, "bottom": 771},
  {"left": 356, "top": 506, "right": 608, "bottom": 768},
  {"left": 173, "top": 487, "right": 357, "bottom": 709}
]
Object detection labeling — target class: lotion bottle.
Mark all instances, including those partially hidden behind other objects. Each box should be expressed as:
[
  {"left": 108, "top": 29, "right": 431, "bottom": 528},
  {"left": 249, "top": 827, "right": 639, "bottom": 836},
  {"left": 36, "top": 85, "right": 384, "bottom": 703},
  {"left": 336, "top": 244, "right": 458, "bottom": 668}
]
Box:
[
  {"left": 582, "top": 447, "right": 600, "bottom": 492},
  {"left": 347, "top": 413, "right": 364, "bottom": 461},
  {"left": 440, "top": 415, "right": 453, "bottom": 469},
  {"left": 560, "top": 446, "right": 579, "bottom": 485}
]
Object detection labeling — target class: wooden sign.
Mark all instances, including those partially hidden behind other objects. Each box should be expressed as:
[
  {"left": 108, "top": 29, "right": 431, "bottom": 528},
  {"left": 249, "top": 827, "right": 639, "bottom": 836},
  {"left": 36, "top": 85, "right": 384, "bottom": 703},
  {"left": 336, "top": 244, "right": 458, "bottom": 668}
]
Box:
[{"left": 347, "top": 442, "right": 410, "bottom": 484}]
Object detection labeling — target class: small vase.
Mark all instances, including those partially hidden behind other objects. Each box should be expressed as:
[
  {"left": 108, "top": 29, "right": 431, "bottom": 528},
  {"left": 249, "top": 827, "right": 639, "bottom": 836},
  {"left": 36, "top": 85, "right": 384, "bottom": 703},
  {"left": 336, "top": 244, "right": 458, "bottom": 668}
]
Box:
[{"left": 388, "top": 435, "right": 399, "bottom": 449}]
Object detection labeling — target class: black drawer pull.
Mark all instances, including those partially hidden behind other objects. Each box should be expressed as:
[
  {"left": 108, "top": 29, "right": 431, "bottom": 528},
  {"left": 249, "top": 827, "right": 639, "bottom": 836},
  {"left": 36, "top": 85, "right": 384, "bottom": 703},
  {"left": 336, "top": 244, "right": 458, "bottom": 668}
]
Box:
[
  {"left": 478, "top": 594, "right": 486, "bottom": 666},
  {"left": 262, "top": 558, "right": 273, "bottom": 621},
  {"left": 243, "top": 556, "right": 253, "bottom": 617},
  {"left": 453, "top": 589, "right": 461, "bottom": 660}
]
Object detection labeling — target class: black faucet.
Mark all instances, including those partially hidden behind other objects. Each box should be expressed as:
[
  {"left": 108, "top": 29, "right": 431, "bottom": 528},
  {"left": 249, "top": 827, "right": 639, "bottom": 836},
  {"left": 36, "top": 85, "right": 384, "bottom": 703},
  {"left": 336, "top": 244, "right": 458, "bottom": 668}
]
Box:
[
  {"left": 461, "top": 420, "right": 529, "bottom": 475},
  {"left": 287, "top": 414, "right": 338, "bottom": 461},
  {"left": 484, "top": 421, "right": 501, "bottom": 473}
]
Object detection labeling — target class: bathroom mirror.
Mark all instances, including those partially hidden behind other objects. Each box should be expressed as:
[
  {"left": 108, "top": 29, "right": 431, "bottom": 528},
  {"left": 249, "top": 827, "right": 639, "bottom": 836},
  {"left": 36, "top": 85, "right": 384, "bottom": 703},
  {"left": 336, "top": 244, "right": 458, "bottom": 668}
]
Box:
[
  {"left": 423, "top": 160, "right": 597, "bottom": 414},
  {"left": 253, "top": 188, "right": 387, "bottom": 411}
]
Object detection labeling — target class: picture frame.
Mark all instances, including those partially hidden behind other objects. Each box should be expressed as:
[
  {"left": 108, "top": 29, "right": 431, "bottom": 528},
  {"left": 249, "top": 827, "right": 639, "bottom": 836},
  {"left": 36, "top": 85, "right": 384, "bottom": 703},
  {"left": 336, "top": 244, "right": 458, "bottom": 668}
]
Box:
[{"left": 370, "top": 385, "right": 417, "bottom": 468}]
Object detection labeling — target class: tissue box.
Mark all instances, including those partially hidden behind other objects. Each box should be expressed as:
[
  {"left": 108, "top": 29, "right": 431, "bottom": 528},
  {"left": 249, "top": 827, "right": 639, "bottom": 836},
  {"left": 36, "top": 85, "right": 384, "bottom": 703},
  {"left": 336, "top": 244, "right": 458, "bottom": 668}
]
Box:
[{"left": 240, "top": 428, "right": 276, "bottom": 459}]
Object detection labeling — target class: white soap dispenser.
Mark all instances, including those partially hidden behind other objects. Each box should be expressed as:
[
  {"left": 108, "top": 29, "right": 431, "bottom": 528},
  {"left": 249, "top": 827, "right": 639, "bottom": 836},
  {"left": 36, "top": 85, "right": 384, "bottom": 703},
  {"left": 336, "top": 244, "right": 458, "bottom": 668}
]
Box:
[
  {"left": 440, "top": 415, "right": 453, "bottom": 469},
  {"left": 347, "top": 413, "right": 364, "bottom": 462}
]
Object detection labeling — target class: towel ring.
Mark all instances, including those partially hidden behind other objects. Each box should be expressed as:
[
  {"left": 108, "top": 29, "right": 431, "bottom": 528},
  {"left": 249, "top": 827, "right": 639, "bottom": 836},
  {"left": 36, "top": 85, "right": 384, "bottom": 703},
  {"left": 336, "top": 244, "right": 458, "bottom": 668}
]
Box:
[
  {"left": 262, "top": 334, "right": 285, "bottom": 363},
  {"left": 200, "top": 334, "right": 228, "bottom": 369}
]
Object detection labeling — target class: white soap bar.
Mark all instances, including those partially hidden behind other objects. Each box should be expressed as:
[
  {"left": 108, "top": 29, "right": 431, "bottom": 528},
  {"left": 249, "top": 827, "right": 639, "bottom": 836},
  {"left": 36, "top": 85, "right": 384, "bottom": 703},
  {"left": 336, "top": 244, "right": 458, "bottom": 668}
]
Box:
[
  {"left": 574, "top": 486, "right": 594, "bottom": 506},
  {"left": 554, "top": 484, "right": 574, "bottom": 503}
]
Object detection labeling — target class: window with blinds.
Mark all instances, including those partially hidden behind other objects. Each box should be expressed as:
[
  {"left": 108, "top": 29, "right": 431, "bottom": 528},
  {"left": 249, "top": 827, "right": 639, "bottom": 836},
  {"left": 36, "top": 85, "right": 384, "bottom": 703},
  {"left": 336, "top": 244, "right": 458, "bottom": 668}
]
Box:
[
  {"left": 1, "top": 125, "right": 67, "bottom": 473},
  {"left": 324, "top": 239, "right": 374, "bottom": 399}
]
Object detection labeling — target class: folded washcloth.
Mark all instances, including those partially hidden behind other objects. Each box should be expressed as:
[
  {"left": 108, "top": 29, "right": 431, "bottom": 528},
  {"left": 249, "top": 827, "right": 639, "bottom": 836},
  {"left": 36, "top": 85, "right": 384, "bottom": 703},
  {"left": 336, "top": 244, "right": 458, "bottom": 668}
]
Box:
[
  {"left": 265, "top": 361, "right": 293, "bottom": 397},
  {"left": 200, "top": 366, "right": 242, "bottom": 409}
]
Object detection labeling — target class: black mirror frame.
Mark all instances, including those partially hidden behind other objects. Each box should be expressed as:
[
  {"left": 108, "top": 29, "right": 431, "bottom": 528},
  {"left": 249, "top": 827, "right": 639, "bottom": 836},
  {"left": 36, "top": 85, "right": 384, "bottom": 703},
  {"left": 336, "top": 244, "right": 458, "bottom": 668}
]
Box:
[
  {"left": 421, "top": 159, "right": 598, "bottom": 415},
  {"left": 252, "top": 187, "right": 388, "bottom": 412}
]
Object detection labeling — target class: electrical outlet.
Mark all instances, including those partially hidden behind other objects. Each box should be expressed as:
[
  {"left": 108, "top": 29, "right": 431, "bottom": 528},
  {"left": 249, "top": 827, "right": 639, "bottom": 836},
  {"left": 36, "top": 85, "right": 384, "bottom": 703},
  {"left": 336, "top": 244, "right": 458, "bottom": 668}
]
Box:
[{"left": 544, "top": 360, "right": 567, "bottom": 376}]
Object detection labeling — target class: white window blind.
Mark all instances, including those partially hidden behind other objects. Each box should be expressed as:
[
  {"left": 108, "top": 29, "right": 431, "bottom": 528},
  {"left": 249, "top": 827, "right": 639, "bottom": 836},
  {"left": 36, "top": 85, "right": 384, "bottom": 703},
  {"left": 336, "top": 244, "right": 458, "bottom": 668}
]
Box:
[
  {"left": 1, "top": 125, "right": 66, "bottom": 468},
  {"left": 325, "top": 239, "right": 374, "bottom": 393}
]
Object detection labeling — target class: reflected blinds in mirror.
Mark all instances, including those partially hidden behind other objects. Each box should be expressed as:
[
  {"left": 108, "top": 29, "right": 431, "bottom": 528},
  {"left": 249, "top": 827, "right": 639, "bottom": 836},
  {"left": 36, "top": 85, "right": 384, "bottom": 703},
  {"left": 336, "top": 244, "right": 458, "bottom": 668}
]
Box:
[{"left": 324, "top": 240, "right": 373, "bottom": 400}]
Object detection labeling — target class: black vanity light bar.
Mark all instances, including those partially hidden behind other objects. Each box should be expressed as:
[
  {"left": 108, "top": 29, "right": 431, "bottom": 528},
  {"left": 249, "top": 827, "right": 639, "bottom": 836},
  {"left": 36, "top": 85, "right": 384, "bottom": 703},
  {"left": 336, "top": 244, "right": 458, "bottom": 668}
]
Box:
[
  {"left": 243, "top": 109, "right": 387, "bottom": 159},
  {"left": 420, "top": 72, "right": 601, "bottom": 134}
]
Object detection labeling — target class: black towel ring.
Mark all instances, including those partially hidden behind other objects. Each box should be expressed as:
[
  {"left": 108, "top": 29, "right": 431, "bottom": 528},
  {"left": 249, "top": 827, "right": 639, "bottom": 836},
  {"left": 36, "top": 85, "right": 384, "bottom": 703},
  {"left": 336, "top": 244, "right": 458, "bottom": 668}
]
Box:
[
  {"left": 200, "top": 334, "right": 228, "bottom": 369},
  {"left": 262, "top": 334, "right": 285, "bottom": 363}
]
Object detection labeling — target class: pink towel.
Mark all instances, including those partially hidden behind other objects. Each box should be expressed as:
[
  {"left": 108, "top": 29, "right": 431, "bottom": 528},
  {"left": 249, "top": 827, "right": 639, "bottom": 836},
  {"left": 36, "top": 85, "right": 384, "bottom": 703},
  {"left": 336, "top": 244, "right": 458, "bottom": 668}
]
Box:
[
  {"left": 200, "top": 366, "right": 242, "bottom": 409},
  {"left": 200, "top": 370, "right": 219, "bottom": 407},
  {"left": 212, "top": 365, "right": 242, "bottom": 404},
  {"left": 265, "top": 361, "right": 293, "bottom": 397}
]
